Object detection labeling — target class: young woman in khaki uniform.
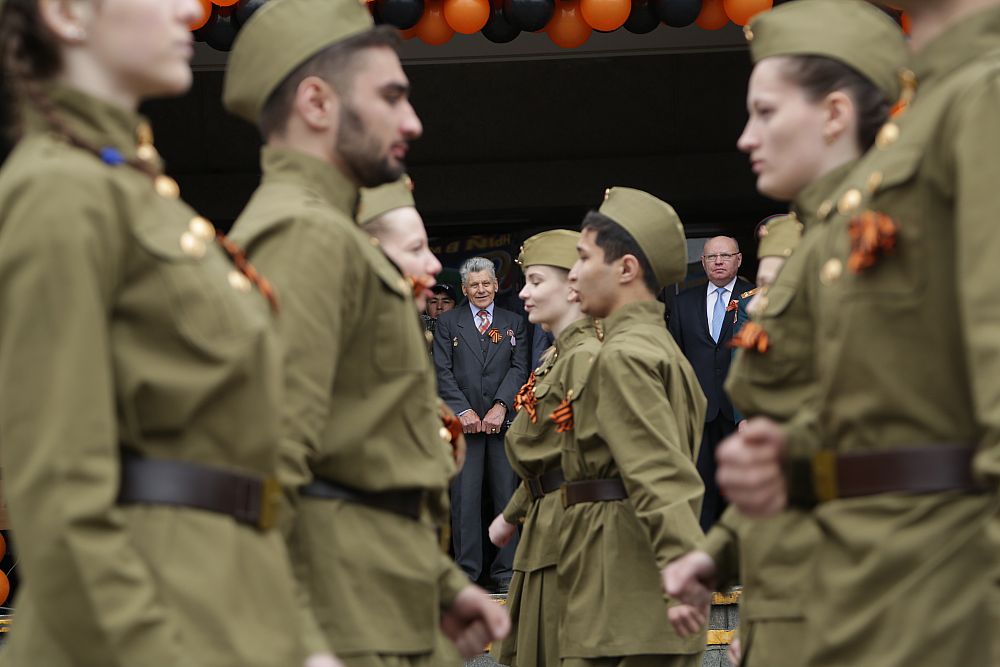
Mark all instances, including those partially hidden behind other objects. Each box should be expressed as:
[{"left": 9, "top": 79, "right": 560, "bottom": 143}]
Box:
[
  {"left": 715, "top": 1, "right": 1000, "bottom": 666},
  {"left": 0, "top": 1, "right": 318, "bottom": 665},
  {"left": 664, "top": 3, "right": 908, "bottom": 666},
  {"left": 486, "top": 230, "right": 601, "bottom": 667}
]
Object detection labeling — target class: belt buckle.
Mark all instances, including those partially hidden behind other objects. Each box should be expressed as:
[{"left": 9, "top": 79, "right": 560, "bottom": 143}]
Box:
[
  {"left": 811, "top": 450, "right": 839, "bottom": 503},
  {"left": 257, "top": 476, "right": 283, "bottom": 531}
]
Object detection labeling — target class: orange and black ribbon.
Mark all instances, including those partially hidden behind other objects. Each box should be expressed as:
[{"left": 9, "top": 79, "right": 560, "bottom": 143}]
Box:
[
  {"left": 729, "top": 322, "right": 770, "bottom": 354},
  {"left": 407, "top": 275, "right": 434, "bottom": 300},
  {"left": 514, "top": 374, "right": 538, "bottom": 423},
  {"left": 847, "top": 211, "right": 897, "bottom": 273},
  {"left": 550, "top": 398, "right": 574, "bottom": 434},
  {"left": 488, "top": 328, "right": 504, "bottom": 344}
]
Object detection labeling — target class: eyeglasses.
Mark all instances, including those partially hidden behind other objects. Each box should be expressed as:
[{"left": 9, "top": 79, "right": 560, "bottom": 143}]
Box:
[{"left": 702, "top": 252, "right": 741, "bottom": 262}]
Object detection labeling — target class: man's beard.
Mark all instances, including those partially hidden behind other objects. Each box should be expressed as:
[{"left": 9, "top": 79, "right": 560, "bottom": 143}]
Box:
[{"left": 336, "top": 101, "right": 404, "bottom": 188}]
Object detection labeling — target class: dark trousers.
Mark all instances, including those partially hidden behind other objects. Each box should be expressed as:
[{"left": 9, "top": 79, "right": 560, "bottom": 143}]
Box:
[
  {"left": 698, "top": 415, "right": 736, "bottom": 532},
  {"left": 451, "top": 430, "right": 519, "bottom": 584}
]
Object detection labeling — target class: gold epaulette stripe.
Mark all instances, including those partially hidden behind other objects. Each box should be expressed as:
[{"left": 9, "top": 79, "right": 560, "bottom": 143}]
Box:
[
  {"left": 707, "top": 629, "right": 735, "bottom": 645},
  {"left": 740, "top": 287, "right": 760, "bottom": 300},
  {"left": 712, "top": 590, "right": 741, "bottom": 605}
]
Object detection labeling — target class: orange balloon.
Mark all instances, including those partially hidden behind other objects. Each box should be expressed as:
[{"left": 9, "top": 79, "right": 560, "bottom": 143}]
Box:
[
  {"left": 0, "top": 572, "right": 8, "bottom": 607},
  {"left": 211, "top": 0, "right": 239, "bottom": 6},
  {"left": 416, "top": 0, "right": 456, "bottom": 44},
  {"left": 722, "top": 0, "right": 771, "bottom": 26},
  {"left": 547, "top": 0, "right": 592, "bottom": 48},
  {"left": 190, "top": 0, "right": 212, "bottom": 30},
  {"left": 580, "top": 0, "right": 630, "bottom": 31},
  {"left": 444, "top": 0, "right": 491, "bottom": 33},
  {"left": 695, "top": 0, "right": 728, "bottom": 30},
  {"left": 900, "top": 12, "right": 911, "bottom": 35}
]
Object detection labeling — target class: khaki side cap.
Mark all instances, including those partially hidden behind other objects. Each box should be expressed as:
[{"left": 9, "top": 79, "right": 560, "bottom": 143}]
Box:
[
  {"left": 598, "top": 187, "right": 687, "bottom": 288},
  {"left": 223, "top": 0, "right": 374, "bottom": 124},
  {"left": 358, "top": 176, "right": 415, "bottom": 226},
  {"left": 757, "top": 214, "right": 802, "bottom": 258},
  {"left": 747, "top": 0, "right": 908, "bottom": 102},
  {"left": 518, "top": 229, "right": 581, "bottom": 271}
]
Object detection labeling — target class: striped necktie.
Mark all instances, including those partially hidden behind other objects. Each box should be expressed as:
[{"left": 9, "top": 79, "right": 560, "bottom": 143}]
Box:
[{"left": 478, "top": 309, "right": 491, "bottom": 334}]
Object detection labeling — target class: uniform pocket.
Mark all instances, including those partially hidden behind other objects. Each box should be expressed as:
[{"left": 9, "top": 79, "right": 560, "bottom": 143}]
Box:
[
  {"left": 130, "top": 206, "right": 262, "bottom": 347},
  {"left": 839, "top": 146, "right": 927, "bottom": 303}
]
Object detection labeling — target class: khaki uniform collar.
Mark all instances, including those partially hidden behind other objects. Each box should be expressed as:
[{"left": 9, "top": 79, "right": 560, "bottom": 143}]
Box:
[
  {"left": 24, "top": 83, "right": 147, "bottom": 162},
  {"left": 602, "top": 300, "right": 665, "bottom": 340},
  {"left": 792, "top": 160, "right": 856, "bottom": 228},
  {"left": 555, "top": 317, "right": 597, "bottom": 353},
  {"left": 260, "top": 145, "right": 359, "bottom": 218},
  {"left": 912, "top": 5, "right": 1000, "bottom": 88}
]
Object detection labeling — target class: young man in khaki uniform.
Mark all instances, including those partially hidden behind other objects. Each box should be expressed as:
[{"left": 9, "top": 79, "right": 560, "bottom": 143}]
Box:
[
  {"left": 717, "top": 2, "right": 1000, "bottom": 666},
  {"left": 559, "top": 187, "right": 707, "bottom": 667},
  {"left": 223, "top": 1, "right": 508, "bottom": 664}
]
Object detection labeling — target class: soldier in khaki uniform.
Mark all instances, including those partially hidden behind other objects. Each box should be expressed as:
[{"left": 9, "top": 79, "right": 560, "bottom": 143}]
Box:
[
  {"left": 484, "top": 230, "right": 601, "bottom": 667},
  {"left": 664, "top": 5, "right": 908, "bottom": 665},
  {"left": 716, "top": 2, "right": 1000, "bottom": 666},
  {"left": 0, "top": 0, "right": 313, "bottom": 666},
  {"left": 560, "top": 187, "right": 707, "bottom": 667},
  {"left": 224, "top": 1, "right": 508, "bottom": 664}
]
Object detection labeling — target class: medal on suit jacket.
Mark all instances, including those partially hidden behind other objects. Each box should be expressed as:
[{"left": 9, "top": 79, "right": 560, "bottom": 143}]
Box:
[
  {"left": 506, "top": 328, "right": 516, "bottom": 346},
  {"left": 488, "top": 328, "right": 503, "bottom": 344},
  {"left": 452, "top": 336, "right": 459, "bottom": 348}
]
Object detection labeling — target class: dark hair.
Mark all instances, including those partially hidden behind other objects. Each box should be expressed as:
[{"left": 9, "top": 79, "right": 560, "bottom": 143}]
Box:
[
  {"left": 0, "top": 0, "right": 62, "bottom": 139},
  {"left": 259, "top": 25, "right": 401, "bottom": 139},
  {"left": 581, "top": 210, "right": 660, "bottom": 295},
  {"left": 779, "top": 55, "right": 891, "bottom": 152}
]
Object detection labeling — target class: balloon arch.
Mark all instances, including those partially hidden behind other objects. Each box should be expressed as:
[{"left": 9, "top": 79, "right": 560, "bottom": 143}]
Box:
[{"left": 192, "top": 0, "right": 908, "bottom": 53}]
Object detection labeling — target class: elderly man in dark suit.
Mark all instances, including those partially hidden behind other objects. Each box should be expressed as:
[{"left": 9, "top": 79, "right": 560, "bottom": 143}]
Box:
[
  {"left": 668, "top": 236, "right": 754, "bottom": 532},
  {"left": 434, "top": 257, "right": 529, "bottom": 591}
]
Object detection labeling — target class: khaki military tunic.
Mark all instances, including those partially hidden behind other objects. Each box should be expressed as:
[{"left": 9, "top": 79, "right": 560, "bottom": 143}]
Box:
[
  {"left": 780, "top": 10, "right": 1000, "bottom": 666},
  {"left": 560, "top": 301, "right": 706, "bottom": 664},
  {"left": 230, "top": 147, "right": 468, "bottom": 662},
  {"left": 495, "top": 318, "right": 601, "bottom": 667},
  {"left": 708, "top": 163, "right": 853, "bottom": 667},
  {"left": 0, "top": 85, "right": 304, "bottom": 667}
]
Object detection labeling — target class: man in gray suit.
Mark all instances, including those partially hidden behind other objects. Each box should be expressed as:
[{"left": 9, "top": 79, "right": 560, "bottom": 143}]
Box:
[{"left": 434, "top": 257, "right": 529, "bottom": 591}]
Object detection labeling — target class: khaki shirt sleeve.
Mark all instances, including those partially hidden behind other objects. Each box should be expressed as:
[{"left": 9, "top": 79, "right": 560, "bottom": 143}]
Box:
[
  {"left": 248, "top": 218, "right": 361, "bottom": 490},
  {"left": 0, "top": 177, "right": 184, "bottom": 665},
  {"left": 595, "top": 347, "right": 705, "bottom": 570},
  {"left": 438, "top": 554, "right": 472, "bottom": 609},
  {"left": 501, "top": 483, "right": 530, "bottom": 524},
  {"left": 247, "top": 218, "right": 360, "bottom": 656},
  {"left": 953, "top": 74, "right": 1000, "bottom": 487},
  {"left": 702, "top": 506, "right": 741, "bottom": 590}
]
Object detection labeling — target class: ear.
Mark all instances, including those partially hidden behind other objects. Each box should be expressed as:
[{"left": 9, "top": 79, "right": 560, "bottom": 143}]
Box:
[
  {"left": 618, "top": 254, "right": 642, "bottom": 286},
  {"left": 38, "top": 0, "right": 90, "bottom": 44},
  {"left": 822, "top": 90, "right": 855, "bottom": 146},
  {"left": 293, "top": 76, "right": 339, "bottom": 132}
]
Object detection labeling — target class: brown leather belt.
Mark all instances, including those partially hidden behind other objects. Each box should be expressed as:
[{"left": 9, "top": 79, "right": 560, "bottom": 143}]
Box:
[
  {"left": 300, "top": 477, "right": 425, "bottom": 521},
  {"left": 524, "top": 468, "right": 566, "bottom": 501},
  {"left": 117, "top": 453, "right": 281, "bottom": 531},
  {"left": 812, "top": 445, "right": 983, "bottom": 503},
  {"left": 562, "top": 478, "right": 628, "bottom": 508}
]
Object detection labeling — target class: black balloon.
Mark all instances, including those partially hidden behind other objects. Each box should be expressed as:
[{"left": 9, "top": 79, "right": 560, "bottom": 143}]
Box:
[
  {"left": 482, "top": 4, "right": 521, "bottom": 42},
  {"left": 502, "top": 0, "right": 554, "bottom": 32},
  {"left": 234, "top": 0, "right": 269, "bottom": 26},
  {"left": 654, "top": 0, "right": 701, "bottom": 26},
  {"left": 376, "top": 0, "right": 425, "bottom": 29},
  {"left": 197, "top": 8, "right": 239, "bottom": 52},
  {"left": 624, "top": 0, "right": 659, "bottom": 33}
]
